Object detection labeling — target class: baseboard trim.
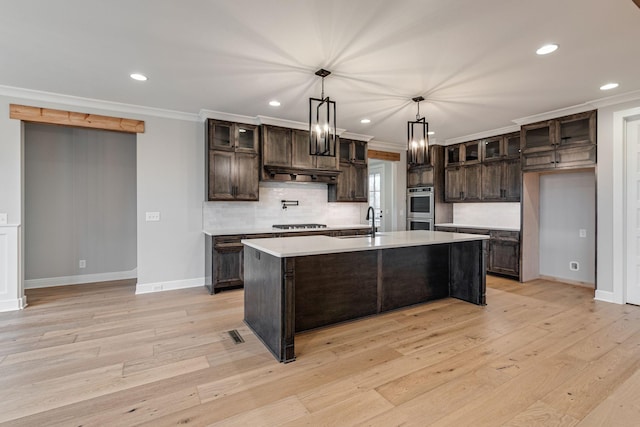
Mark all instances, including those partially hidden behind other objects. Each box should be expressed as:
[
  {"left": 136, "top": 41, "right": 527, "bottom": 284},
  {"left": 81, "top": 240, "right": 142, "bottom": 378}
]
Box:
[
  {"left": 0, "top": 296, "right": 27, "bottom": 312},
  {"left": 595, "top": 290, "right": 620, "bottom": 304},
  {"left": 25, "top": 269, "right": 138, "bottom": 289},
  {"left": 135, "top": 277, "right": 204, "bottom": 294},
  {"left": 539, "top": 275, "right": 595, "bottom": 289}
]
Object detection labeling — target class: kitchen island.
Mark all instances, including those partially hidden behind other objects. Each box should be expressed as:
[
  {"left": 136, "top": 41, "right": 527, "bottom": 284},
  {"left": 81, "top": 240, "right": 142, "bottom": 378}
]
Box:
[{"left": 242, "top": 230, "right": 488, "bottom": 362}]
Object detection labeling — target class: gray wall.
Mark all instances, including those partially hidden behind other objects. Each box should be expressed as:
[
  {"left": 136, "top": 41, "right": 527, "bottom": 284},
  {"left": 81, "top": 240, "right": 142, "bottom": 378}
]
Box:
[
  {"left": 539, "top": 171, "right": 595, "bottom": 284},
  {"left": 24, "top": 123, "right": 137, "bottom": 280}
]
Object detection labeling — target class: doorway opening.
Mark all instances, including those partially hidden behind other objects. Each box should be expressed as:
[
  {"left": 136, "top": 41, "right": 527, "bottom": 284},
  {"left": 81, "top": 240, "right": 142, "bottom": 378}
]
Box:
[{"left": 23, "top": 123, "right": 137, "bottom": 291}]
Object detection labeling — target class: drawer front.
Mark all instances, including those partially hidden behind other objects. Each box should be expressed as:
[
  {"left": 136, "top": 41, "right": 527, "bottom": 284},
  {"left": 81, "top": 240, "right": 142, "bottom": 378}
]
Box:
[
  {"left": 214, "top": 235, "right": 243, "bottom": 245},
  {"left": 490, "top": 230, "right": 520, "bottom": 242},
  {"left": 435, "top": 226, "right": 458, "bottom": 233}
]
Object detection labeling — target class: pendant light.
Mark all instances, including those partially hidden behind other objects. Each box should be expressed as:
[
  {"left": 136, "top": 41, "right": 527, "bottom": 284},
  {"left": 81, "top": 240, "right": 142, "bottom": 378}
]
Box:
[
  {"left": 407, "top": 96, "right": 429, "bottom": 165},
  {"left": 309, "top": 69, "right": 337, "bottom": 157}
]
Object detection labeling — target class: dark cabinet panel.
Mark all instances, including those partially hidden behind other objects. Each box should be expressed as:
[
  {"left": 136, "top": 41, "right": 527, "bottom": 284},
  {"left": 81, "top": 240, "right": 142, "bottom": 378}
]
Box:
[
  {"left": 234, "top": 152, "right": 259, "bottom": 200},
  {"left": 463, "top": 164, "right": 482, "bottom": 201},
  {"left": 555, "top": 145, "right": 597, "bottom": 169},
  {"left": 522, "top": 150, "right": 556, "bottom": 171},
  {"left": 503, "top": 159, "right": 521, "bottom": 201},
  {"left": 445, "top": 167, "right": 464, "bottom": 202},
  {"left": 522, "top": 121, "right": 553, "bottom": 153},
  {"left": 291, "top": 129, "right": 314, "bottom": 169},
  {"left": 208, "top": 151, "right": 235, "bottom": 200},
  {"left": 488, "top": 230, "right": 519, "bottom": 278},
  {"left": 481, "top": 161, "right": 503, "bottom": 201},
  {"left": 481, "top": 158, "right": 521, "bottom": 202},
  {"left": 407, "top": 165, "right": 434, "bottom": 187},
  {"left": 262, "top": 125, "right": 291, "bottom": 167}
]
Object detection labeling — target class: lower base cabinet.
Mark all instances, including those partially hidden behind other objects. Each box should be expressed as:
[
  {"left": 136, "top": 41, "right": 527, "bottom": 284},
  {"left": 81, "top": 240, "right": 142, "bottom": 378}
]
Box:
[
  {"left": 205, "top": 228, "right": 370, "bottom": 294},
  {"left": 435, "top": 226, "right": 520, "bottom": 280}
]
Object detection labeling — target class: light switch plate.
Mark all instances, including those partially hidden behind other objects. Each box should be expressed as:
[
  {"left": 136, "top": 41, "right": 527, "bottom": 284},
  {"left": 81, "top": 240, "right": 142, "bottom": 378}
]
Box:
[
  {"left": 579, "top": 229, "right": 587, "bottom": 238},
  {"left": 0, "top": 213, "right": 7, "bottom": 225},
  {"left": 145, "top": 212, "right": 160, "bottom": 222}
]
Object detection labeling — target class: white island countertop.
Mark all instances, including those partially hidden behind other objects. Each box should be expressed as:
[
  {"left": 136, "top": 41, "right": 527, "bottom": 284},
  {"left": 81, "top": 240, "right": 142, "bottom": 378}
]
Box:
[
  {"left": 204, "top": 223, "right": 369, "bottom": 236},
  {"left": 242, "top": 230, "right": 488, "bottom": 258}
]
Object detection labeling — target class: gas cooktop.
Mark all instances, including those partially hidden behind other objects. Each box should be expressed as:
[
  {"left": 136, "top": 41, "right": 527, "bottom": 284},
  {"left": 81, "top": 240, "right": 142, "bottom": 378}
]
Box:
[{"left": 272, "top": 223, "right": 328, "bottom": 230}]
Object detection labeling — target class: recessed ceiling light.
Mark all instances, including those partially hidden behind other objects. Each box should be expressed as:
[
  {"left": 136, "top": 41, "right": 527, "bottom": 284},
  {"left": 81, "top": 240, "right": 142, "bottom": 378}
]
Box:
[
  {"left": 536, "top": 44, "right": 558, "bottom": 55},
  {"left": 130, "top": 73, "right": 148, "bottom": 81},
  {"left": 269, "top": 100, "right": 281, "bottom": 107},
  {"left": 427, "top": 131, "right": 435, "bottom": 136},
  {"left": 360, "top": 118, "right": 371, "bottom": 124},
  {"left": 600, "top": 82, "right": 619, "bottom": 91}
]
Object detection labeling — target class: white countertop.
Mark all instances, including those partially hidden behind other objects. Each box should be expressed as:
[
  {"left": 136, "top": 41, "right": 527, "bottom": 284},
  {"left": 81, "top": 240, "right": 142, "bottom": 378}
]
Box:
[
  {"left": 242, "top": 230, "right": 488, "bottom": 258},
  {"left": 435, "top": 223, "right": 520, "bottom": 232},
  {"left": 203, "top": 224, "right": 370, "bottom": 236}
]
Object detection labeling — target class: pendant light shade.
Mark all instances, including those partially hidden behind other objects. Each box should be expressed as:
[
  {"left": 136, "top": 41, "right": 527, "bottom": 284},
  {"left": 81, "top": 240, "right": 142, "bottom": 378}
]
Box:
[
  {"left": 309, "top": 69, "right": 337, "bottom": 157},
  {"left": 407, "top": 96, "right": 429, "bottom": 165}
]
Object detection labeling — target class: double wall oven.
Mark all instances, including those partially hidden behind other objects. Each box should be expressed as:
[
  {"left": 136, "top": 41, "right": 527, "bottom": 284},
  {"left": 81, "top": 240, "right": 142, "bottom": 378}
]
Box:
[{"left": 407, "top": 186, "right": 434, "bottom": 231}]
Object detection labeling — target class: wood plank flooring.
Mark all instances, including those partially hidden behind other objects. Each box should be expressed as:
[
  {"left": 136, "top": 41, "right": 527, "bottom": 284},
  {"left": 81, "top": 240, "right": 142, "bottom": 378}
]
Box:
[{"left": 1, "top": 277, "right": 639, "bottom": 426}]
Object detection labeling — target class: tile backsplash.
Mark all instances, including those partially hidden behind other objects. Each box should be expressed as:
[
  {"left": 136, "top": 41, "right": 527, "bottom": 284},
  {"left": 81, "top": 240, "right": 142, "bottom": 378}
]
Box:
[
  {"left": 203, "top": 181, "right": 366, "bottom": 230},
  {"left": 453, "top": 203, "right": 520, "bottom": 229}
]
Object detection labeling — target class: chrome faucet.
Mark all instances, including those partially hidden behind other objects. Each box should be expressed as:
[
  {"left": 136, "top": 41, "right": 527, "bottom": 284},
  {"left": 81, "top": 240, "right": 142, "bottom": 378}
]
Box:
[{"left": 366, "top": 206, "right": 376, "bottom": 237}]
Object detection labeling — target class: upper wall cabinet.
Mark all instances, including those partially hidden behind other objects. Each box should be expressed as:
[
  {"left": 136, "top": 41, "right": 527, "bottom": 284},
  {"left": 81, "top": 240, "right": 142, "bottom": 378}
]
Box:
[
  {"left": 206, "top": 119, "right": 259, "bottom": 201},
  {"left": 444, "top": 132, "right": 521, "bottom": 203},
  {"left": 521, "top": 110, "right": 596, "bottom": 171},
  {"left": 328, "top": 138, "right": 368, "bottom": 202},
  {"left": 261, "top": 125, "right": 339, "bottom": 182},
  {"left": 407, "top": 145, "right": 444, "bottom": 188}
]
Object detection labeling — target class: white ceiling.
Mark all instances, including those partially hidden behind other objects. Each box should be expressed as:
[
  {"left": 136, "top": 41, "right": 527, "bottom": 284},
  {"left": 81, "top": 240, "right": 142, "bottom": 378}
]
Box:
[{"left": 1, "top": 0, "right": 639, "bottom": 145}]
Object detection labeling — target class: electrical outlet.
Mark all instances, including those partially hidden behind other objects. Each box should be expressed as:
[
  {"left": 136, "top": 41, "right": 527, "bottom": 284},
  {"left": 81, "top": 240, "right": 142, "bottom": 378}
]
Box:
[
  {"left": 579, "top": 229, "right": 587, "bottom": 238},
  {"left": 79, "top": 259, "right": 86, "bottom": 269},
  {"left": 145, "top": 212, "right": 160, "bottom": 221},
  {"left": 0, "top": 213, "right": 7, "bottom": 225},
  {"left": 569, "top": 261, "right": 579, "bottom": 271}
]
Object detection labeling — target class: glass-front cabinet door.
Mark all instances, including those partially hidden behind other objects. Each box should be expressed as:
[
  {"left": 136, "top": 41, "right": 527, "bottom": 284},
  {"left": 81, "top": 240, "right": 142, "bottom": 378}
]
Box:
[
  {"left": 463, "top": 140, "right": 481, "bottom": 164},
  {"left": 208, "top": 120, "right": 233, "bottom": 151},
  {"left": 236, "top": 124, "right": 259, "bottom": 152},
  {"left": 557, "top": 111, "right": 596, "bottom": 148},
  {"left": 482, "top": 137, "right": 502, "bottom": 161},
  {"left": 504, "top": 133, "right": 521, "bottom": 158},
  {"left": 445, "top": 144, "right": 462, "bottom": 167},
  {"left": 522, "top": 121, "right": 553, "bottom": 153}
]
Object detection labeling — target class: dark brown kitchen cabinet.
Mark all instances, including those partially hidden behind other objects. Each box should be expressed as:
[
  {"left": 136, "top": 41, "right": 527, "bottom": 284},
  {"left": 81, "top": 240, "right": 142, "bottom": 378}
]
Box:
[
  {"left": 463, "top": 140, "right": 481, "bottom": 164},
  {"left": 488, "top": 230, "right": 520, "bottom": 278},
  {"left": 261, "top": 125, "right": 339, "bottom": 182},
  {"left": 407, "top": 165, "right": 434, "bottom": 187},
  {"left": 481, "top": 158, "right": 521, "bottom": 201},
  {"left": 521, "top": 110, "right": 596, "bottom": 172},
  {"left": 291, "top": 129, "right": 339, "bottom": 170},
  {"left": 206, "top": 228, "right": 370, "bottom": 294},
  {"left": 207, "top": 119, "right": 259, "bottom": 201},
  {"left": 339, "top": 138, "right": 367, "bottom": 164},
  {"left": 483, "top": 132, "right": 520, "bottom": 161},
  {"left": 262, "top": 125, "right": 291, "bottom": 168},
  {"left": 206, "top": 235, "right": 245, "bottom": 294},
  {"left": 433, "top": 226, "right": 520, "bottom": 280},
  {"left": 445, "top": 144, "right": 463, "bottom": 167},
  {"left": 445, "top": 164, "right": 481, "bottom": 202},
  {"left": 328, "top": 138, "right": 368, "bottom": 202},
  {"left": 407, "top": 144, "right": 443, "bottom": 188},
  {"left": 445, "top": 167, "right": 464, "bottom": 202}
]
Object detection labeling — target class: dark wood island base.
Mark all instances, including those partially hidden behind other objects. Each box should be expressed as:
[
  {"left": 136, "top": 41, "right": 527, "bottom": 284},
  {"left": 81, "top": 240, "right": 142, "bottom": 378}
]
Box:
[{"left": 243, "top": 238, "right": 486, "bottom": 363}]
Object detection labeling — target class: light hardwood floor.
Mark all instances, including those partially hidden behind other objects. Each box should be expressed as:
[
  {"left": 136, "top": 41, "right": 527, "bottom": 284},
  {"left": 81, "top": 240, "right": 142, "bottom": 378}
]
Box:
[{"left": 1, "top": 277, "right": 639, "bottom": 426}]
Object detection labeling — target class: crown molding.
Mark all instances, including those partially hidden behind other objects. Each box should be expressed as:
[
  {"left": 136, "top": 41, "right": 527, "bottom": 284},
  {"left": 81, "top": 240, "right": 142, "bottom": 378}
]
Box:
[
  {"left": 199, "top": 109, "right": 258, "bottom": 125},
  {"left": 587, "top": 89, "right": 640, "bottom": 109},
  {"left": 367, "top": 139, "right": 405, "bottom": 153},
  {"left": 444, "top": 124, "right": 520, "bottom": 145},
  {"left": 0, "top": 85, "right": 200, "bottom": 122},
  {"left": 339, "top": 132, "right": 374, "bottom": 142},
  {"left": 512, "top": 90, "right": 640, "bottom": 125},
  {"left": 256, "top": 115, "right": 308, "bottom": 130}
]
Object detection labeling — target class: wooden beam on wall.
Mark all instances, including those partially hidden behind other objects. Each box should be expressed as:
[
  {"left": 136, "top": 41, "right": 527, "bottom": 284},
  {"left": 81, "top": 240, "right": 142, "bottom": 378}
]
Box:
[
  {"left": 368, "top": 149, "right": 401, "bottom": 162},
  {"left": 9, "top": 104, "right": 145, "bottom": 133}
]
